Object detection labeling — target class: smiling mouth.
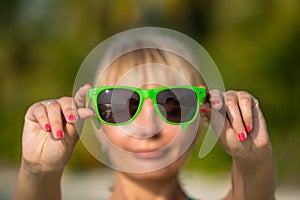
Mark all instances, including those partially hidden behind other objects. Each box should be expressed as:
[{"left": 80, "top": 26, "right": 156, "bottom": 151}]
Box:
[{"left": 132, "top": 148, "right": 169, "bottom": 159}]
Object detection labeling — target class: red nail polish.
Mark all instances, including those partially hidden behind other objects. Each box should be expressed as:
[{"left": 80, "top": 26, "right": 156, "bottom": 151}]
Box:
[
  {"left": 238, "top": 132, "right": 246, "bottom": 142},
  {"left": 68, "top": 114, "right": 75, "bottom": 121},
  {"left": 246, "top": 125, "right": 251, "bottom": 133},
  {"left": 56, "top": 130, "right": 64, "bottom": 139},
  {"left": 198, "top": 84, "right": 206, "bottom": 88},
  {"left": 200, "top": 108, "right": 207, "bottom": 113},
  {"left": 213, "top": 100, "right": 221, "bottom": 105},
  {"left": 45, "top": 124, "right": 51, "bottom": 131}
]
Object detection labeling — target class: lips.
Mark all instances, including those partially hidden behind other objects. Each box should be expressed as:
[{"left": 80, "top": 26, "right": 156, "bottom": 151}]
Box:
[{"left": 132, "top": 148, "right": 168, "bottom": 159}]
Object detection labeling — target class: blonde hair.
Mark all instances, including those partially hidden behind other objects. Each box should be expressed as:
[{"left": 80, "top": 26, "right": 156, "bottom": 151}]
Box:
[{"left": 96, "top": 48, "right": 203, "bottom": 87}]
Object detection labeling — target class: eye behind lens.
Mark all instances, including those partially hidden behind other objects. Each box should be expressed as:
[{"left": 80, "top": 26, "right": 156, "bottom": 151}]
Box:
[
  {"left": 156, "top": 88, "right": 198, "bottom": 123},
  {"left": 97, "top": 88, "right": 141, "bottom": 124}
]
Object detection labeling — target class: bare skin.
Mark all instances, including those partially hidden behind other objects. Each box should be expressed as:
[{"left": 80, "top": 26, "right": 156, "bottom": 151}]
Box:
[{"left": 13, "top": 84, "right": 276, "bottom": 200}]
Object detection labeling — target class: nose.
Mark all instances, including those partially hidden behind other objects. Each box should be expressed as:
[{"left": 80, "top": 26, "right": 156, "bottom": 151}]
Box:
[
  {"left": 134, "top": 98, "right": 153, "bottom": 126},
  {"left": 119, "top": 99, "right": 165, "bottom": 138}
]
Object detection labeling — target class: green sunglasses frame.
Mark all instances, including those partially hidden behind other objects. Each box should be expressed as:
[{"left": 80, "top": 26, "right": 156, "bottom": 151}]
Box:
[{"left": 87, "top": 86, "right": 206, "bottom": 129}]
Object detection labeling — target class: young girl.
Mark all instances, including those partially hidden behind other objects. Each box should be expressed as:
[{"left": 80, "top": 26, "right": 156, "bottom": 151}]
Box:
[{"left": 13, "top": 28, "right": 276, "bottom": 200}]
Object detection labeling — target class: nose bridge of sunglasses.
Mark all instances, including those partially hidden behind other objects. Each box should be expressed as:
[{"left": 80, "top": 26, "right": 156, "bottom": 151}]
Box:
[
  {"left": 139, "top": 89, "right": 157, "bottom": 105},
  {"left": 140, "top": 89, "right": 154, "bottom": 98},
  {"left": 137, "top": 89, "right": 158, "bottom": 120}
]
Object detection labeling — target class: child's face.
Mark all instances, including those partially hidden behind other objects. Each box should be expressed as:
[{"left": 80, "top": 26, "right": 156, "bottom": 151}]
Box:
[
  {"left": 94, "top": 54, "right": 203, "bottom": 173},
  {"left": 74, "top": 36, "right": 221, "bottom": 175},
  {"left": 98, "top": 83, "right": 202, "bottom": 173}
]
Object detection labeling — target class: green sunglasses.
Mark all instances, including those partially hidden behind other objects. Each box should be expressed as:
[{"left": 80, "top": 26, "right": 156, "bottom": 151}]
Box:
[{"left": 87, "top": 86, "right": 206, "bottom": 130}]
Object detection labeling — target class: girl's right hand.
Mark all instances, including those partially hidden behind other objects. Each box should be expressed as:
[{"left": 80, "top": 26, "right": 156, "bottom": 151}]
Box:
[{"left": 20, "top": 84, "right": 95, "bottom": 175}]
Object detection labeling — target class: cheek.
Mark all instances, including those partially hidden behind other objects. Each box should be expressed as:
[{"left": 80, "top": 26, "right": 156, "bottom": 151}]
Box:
[
  {"left": 99, "top": 121, "right": 200, "bottom": 152},
  {"left": 100, "top": 125, "right": 129, "bottom": 148},
  {"left": 165, "top": 118, "right": 201, "bottom": 148},
  {"left": 160, "top": 125, "right": 181, "bottom": 141},
  {"left": 159, "top": 124, "right": 197, "bottom": 151}
]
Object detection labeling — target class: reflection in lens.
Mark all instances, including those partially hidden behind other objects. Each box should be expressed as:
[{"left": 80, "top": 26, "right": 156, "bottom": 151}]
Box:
[
  {"left": 128, "top": 96, "right": 139, "bottom": 118},
  {"left": 156, "top": 88, "right": 197, "bottom": 123},
  {"left": 98, "top": 89, "right": 140, "bottom": 124}
]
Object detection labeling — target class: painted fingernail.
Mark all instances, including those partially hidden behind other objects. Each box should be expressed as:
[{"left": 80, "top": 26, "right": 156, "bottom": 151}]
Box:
[
  {"left": 198, "top": 84, "right": 206, "bottom": 88},
  {"left": 199, "top": 105, "right": 208, "bottom": 113},
  {"left": 238, "top": 132, "right": 247, "bottom": 142},
  {"left": 246, "top": 125, "right": 251, "bottom": 133},
  {"left": 213, "top": 100, "right": 221, "bottom": 105},
  {"left": 200, "top": 108, "right": 208, "bottom": 113},
  {"left": 56, "top": 130, "right": 64, "bottom": 139},
  {"left": 45, "top": 124, "right": 51, "bottom": 131},
  {"left": 68, "top": 114, "right": 75, "bottom": 121}
]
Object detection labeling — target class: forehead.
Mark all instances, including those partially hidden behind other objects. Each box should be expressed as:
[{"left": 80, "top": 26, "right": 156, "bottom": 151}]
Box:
[
  {"left": 114, "top": 64, "right": 192, "bottom": 87},
  {"left": 96, "top": 49, "right": 201, "bottom": 87}
]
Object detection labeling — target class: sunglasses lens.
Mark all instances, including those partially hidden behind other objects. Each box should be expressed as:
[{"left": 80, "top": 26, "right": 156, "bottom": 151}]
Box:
[
  {"left": 156, "top": 88, "right": 198, "bottom": 123},
  {"left": 97, "top": 89, "right": 140, "bottom": 124}
]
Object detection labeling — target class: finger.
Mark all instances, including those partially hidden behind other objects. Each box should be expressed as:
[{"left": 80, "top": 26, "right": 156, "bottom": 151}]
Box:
[
  {"left": 209, "top": 89, "right": 224, "bottom": 111},
  {"left": 199, "top": 89, "right": 224, "bottom": 122},
  {"left": 45, "top": 101, "right": 65, "bottom": 140},
  {"left": 57, "top": 97, "right": 76, "bottom": 123},
  {"left": 77, "top": 108, "right": 95, "bottom": 119},
  {"left": 74, "top": 84, "right": 92, "bottom": 108},
  {"left": 225, "top": 91, "right": 247, "bottom": 142},
  {"left": 251, "top": 99, "right": 270, "bottom": 147},
  {"left": 26, "top": 103, "right": 52, "bottom": 132},
  {"left": 237, "top": 92, "right": 253, "bottom": 133},
  {"left": 56, "top": 97, "right": 83, "bottom": 145},
  {"left": 199, "top": 103, "right": 211, "bottom": 122}
]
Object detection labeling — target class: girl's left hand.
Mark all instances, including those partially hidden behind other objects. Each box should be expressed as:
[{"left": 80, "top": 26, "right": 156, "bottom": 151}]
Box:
[{"left": 200, "top": 89, "right": 272, "bottom": 163}]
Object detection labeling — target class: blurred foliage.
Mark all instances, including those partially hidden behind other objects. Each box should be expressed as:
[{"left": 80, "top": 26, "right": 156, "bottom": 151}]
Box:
[{"left": 1, "top": 0, "right": 300, "bottom": 186}]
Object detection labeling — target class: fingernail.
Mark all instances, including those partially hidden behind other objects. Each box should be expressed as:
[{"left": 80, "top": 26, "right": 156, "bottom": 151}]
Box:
[
  {"left": 199, "top": 105, "right": 208, "bottom": 113},
  {"left": 200, "top": 108, "right": 207, "bottom": 113},
  {"left": 213, "top": 100, "right": 221, "bottom": 105},
  {"left": 237, "top": 132, "right": 247, "bottom": 142},
  {"left": 68, "top": 114, "right": 75, "bottom": 121},
  {"left": 84, "top": 83, "right": 91, "bottom": 87},
  {"left": 45, "top": 124, "right": 51, "bottom": 131},
  {"left": 246, "top": 125, "right": 251, "bottom": 133},
  {"left": 198, "top": 84, "right": 206, "bottom": 88},
  {"left": 56, "top": 130, "right": 64, "bottom": 139}
]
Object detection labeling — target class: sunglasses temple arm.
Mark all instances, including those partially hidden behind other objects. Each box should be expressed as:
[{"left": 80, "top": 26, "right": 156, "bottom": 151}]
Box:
[{"left": 91, "top": 116, "right": 101, "bottom": 129}]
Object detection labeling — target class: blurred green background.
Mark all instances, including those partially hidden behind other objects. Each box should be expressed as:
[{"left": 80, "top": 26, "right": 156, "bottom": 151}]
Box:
[{"left": 1, "top": 0, "right": 299, "bottom": 187}]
